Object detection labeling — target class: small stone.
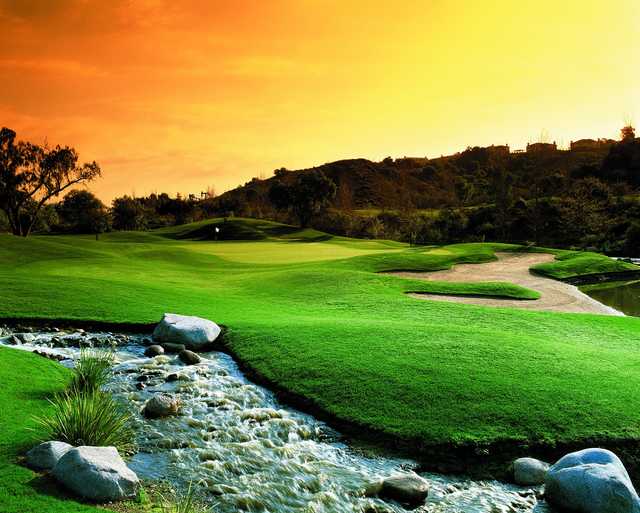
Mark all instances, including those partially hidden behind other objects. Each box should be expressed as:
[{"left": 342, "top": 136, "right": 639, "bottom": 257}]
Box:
[
  {"left": 144, "top": 345, "right": 165, "bottom": 357},
  {"left": 161, "top": 342, "right": 186, "bottom": 353},
  {"left": 178, "top": 349, "right": 201, "bottom": 365},
  {"left": 143, "top": 393, "right": 180, "bottom": 418},
  {"left": 379, "top": 474, "right": 430, "bottom": 506},
  {"left": 512, "top": 457, "right": 549, "bottom": 486}
]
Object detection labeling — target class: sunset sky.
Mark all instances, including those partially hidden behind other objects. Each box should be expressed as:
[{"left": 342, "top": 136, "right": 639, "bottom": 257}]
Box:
[{"left": 1, "top": 0, "right": 638, "bottom": 202}]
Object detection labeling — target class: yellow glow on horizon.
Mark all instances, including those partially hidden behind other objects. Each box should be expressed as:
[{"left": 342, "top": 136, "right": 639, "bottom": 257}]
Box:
[{"left": 0, "top": 0, "right": 638, "bottom": 201}]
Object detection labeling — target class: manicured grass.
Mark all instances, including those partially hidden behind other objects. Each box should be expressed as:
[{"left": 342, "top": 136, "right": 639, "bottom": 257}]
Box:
[
  {"left": 531, "top": 250, "right": 640, "bottom": 280},
  {"left": 0, "top": 347, "right": 103, "bottom": 513},
  {"left": 2, "top": 219, "right": 640, "bottom": 479}
]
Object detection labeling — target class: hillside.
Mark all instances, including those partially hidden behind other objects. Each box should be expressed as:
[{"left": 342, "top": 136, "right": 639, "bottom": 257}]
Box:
[{"left": 210, "top": 140, "right": 634, "bottom": 213}]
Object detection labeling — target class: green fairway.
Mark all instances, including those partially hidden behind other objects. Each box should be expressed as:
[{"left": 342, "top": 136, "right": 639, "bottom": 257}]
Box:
[{"left": 2, "top": 218, "right": 640, "bottom": 467}]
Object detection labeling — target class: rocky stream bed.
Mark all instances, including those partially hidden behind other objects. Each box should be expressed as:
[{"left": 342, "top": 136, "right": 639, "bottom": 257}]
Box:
[{"left": 2, "top": 324, "right": 553, "bottom": 513}]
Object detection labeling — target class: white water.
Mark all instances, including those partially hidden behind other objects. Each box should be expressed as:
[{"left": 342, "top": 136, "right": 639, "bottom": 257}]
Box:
[{"left": 1, "top": 328, "right": 552, "bottom": 513}]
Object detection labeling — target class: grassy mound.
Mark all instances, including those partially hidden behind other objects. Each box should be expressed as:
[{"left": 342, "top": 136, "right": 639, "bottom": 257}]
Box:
[
  {"left": 2, "top": 219, "right": 640, "bottom": 470},
  {"left": 531, "top": 250, "right": 640, "bottom": 280},
  {"left": 0, "top": 347, "right": 102, "bottom": 513}
]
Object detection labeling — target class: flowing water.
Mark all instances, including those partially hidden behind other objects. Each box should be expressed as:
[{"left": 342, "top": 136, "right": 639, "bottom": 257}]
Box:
[
  {"left": 0, "top": 327, "right": 551, "bottom": 513},
  {"left": 582, "top": 280, "right": 640, "bottom": 317}
]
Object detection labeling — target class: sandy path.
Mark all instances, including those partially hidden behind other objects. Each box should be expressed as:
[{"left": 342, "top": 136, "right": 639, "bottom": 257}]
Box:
[{"left": 391, "top": 252, "right": 623, "bottom": 315}]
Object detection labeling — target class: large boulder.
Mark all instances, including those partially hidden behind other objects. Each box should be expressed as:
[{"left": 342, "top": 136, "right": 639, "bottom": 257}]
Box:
[
  {"left": 152, "top": 313, "right": 220, "bottom": 350},
  {"left": 143, "top": 393, "right": 180, "bottom": 418},
  {"left": 512, "top": 457, "right": 549, "bottom": 486},
  {"left": 52, "top": 446, "right": 139, "bottom": 502},
  {"left": 545, "top": 448, "right": 640, "bottom": 513},
  {"left": 379, "top": 473, "right": 430, "bottom": 506},
  {"left": 26, "top": 441, "right": 73, "bottom": 471}
]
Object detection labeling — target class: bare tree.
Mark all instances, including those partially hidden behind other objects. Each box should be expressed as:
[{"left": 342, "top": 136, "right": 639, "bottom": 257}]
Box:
[{"left": 0, "top": 127, "right": 101, "bottom": 236}]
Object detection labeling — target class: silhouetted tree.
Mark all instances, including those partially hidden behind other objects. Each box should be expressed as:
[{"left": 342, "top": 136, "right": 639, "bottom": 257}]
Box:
[
  {"left": 58, "top": 190, "right": 110, "bottom": 234},
  {"left": 269, "top": 171, "right": 337, "bottom": 227},
  {"left": 111, "top": 195, "right": 147, "bottom": 230},
  {"left": 0, "top": 127, "right": 101, "bottom": 236}
]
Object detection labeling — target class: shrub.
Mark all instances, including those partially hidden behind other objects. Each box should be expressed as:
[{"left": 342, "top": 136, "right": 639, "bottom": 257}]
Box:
[
  {"left": 69, "top": 348, "right": 114, "bottom": 394},
  {"left": 35, "top": 391, "right": 135, "bottom": 454}
]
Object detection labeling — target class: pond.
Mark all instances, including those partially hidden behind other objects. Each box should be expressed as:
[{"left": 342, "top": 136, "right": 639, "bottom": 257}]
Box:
[{"left": 582, "top": 280, "right": 640, "bottom": 317}]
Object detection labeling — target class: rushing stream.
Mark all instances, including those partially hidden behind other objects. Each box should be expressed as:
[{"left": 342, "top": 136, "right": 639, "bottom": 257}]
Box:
[{"left": 0, "top": 327, "right": 551, "bottom": 513}]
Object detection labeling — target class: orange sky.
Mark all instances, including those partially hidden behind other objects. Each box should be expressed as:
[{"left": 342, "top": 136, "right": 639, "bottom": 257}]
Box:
[{"left": 1, "top": 0, "right": 638, "bottom": 202}]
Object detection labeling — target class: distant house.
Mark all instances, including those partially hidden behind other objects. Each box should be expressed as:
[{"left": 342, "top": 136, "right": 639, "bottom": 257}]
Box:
[
  {"left": 569, "top": 138, "right": 615, "bottom": 152},
  {"left": 526, "top": 142, "right": 557, "bottom": 153},
  {"left": 486, "top": 144, "right": 510, "bottom": 156}
]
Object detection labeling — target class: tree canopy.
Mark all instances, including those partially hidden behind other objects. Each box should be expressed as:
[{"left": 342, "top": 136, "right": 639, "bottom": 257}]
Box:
[{"left": 0, "top": 127, "right": 101, "bottom": 236}]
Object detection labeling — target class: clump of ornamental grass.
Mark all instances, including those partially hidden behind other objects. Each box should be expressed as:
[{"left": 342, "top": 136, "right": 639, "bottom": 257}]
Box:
[
  {"left": 159, "top": 481, "right": 213, "bottom": 513},
  {"left": 68, "top": 348, "right": 115, "bottom": 394},
  {"left": 35, "top": 389, "right": 136, "bottom": 454}
]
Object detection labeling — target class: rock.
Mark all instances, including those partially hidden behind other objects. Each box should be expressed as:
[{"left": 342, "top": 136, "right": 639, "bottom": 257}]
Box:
[
  {"left": 178, "top": 349, "right": 201, "bottom": 365},
  {"left": 52, "top": 446, "right": 139, "bottom": 502},
  {"left": 166, "top": 373, "right": 180, "bottom": 382},
  {"left": 7, "top": 335, "right": 21, "bottom": 345},
  {"left": 379, "top": 474, "right": 430, "bottom": 506},
  {"left": 152, "top": 313, "right": 220, "bottom": 350},
  {"left": 17, "top": 333, "right": 36, "bottom": 343},
  {"left": 143, "top": 393, "right": 180, "bottom": 418},
  {"left": 545, "top": 448, "right": 640, "bottom": 513},
  {"left": 144, "top": 345, "right": 165, "bottom": 357},
  {"left": 26, "top": 441, "right": 73, "bottom": 470},
  {"left": 161, "top": 342, "right": 186, "bottom": 353},
  {"left": 512, "top": 457, "right": 549, "bottom": 486}
]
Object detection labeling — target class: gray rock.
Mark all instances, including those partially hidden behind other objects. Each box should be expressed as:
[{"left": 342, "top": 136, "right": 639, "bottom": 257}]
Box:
[
  {"left": 152, "top": 313, "right": 220, "bottom": 350},
  {"left": 52, "top": 446, "right": 139, "bottom": 502},
  {"left": 545, "top": 448, "right": 640, "bottom": 513},
  {"left": 7, "top": 335, "right": 21, "bottom": 345},
  {"left": 178, "top": 349, "right": 201, "bottom": 365},
  {"left": 161, "top": 342, "right": 186, "bottom": 353},
  {"left": 512, "top": 457, "right": 549, "bottom": 486},
  {"left": 143, "top": 393, "right": 180, "bottom": 418},
  {"left": 379, "top": 474, "right": 430, "bottom": 506},
  {"left": 144, "top": 344, "right": 165, "bottom": 357},
  {"left": 17, "top": 333, "right": 35, "bottom": 343},
  {"left": 26, "top": 441, "right": 73, "bottom": 470}
]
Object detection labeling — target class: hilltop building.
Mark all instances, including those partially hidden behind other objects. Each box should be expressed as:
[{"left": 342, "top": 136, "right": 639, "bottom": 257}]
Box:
[
  {"left": 526, "top": 142, "right": 557, "bottom": 153},
  {"left": 569, "top": 138, "right": 616, "bottom": 152}
]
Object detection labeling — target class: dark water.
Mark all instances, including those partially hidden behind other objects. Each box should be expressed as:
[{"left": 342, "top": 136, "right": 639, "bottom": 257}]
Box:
[{"left": 583, "top": 280, "right": 640, "bottom": 317}]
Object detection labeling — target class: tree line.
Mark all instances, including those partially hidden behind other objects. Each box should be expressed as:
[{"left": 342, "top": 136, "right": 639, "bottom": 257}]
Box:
[{"left": 2, "top": 125, "right": 639, "bottom": 255}]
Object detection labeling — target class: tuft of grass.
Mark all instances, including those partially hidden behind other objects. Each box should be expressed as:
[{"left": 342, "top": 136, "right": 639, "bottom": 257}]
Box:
[
  {"left": 68, "top": 348, "right": 115, "bottom": 394},
  {"left": 158, "top": 482, "right": 212, "bottom": 513},
  {"left": 35, "top": 391, "right": 135, "bottom": 454}
]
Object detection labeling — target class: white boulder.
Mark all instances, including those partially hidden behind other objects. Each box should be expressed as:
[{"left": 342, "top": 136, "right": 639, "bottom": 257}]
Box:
[
  {"left": 512, "top": 457, "right": 549, "bottom": 486},
  {"left": 52, "top": 446, "right": 139, "bottom": 502},
  {"left": 26, "top": 441, "right": 73, "bottom": 471},
  {"left": 152, "top": 313, "right": 220, "bottom": 350},
  {"left": 545, "top": 448, "right": 640, "bottom": 513}
]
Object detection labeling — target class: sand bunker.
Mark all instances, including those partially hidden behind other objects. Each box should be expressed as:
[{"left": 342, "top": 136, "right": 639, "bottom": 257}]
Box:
[{"left": 392, "top": 252, "right": 623, "bottom": 315}]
